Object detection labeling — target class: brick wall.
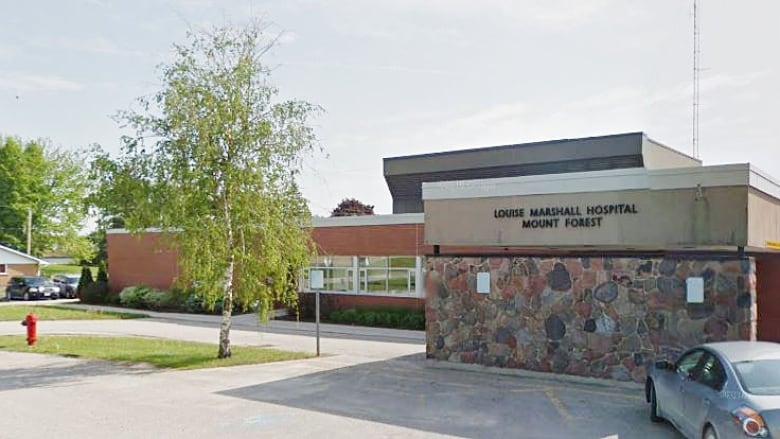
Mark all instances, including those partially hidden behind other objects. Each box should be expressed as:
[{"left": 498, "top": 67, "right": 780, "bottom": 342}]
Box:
[
  {"left": 426, "top": 255, "right": 757, "bottom": 382},
  {"left": 311, "top": 224, "right": 428, "bottom": 256},
  {"left": 0, "top": 264, "right": 40, "bottom": 290},
  {"left": 106, "top": 223, "right": 429, "bottom": 294},
  {"left": 106, "top": 232, "right": 179, "bottom": 293}
]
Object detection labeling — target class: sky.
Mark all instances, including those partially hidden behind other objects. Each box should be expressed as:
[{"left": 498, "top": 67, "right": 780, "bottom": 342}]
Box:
[{"left": 1, "top": 0, "right": 779, "bottom": 216}]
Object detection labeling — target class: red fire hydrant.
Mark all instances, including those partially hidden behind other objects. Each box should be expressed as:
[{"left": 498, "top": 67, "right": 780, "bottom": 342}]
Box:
[{"left": 21, "top": 314, "right": 37, "bottom": 346}]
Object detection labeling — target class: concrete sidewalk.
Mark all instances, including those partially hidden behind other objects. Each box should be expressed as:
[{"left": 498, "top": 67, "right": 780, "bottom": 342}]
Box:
[
  {"left": 53, "top": 302, "right": 425, "bottom": 344},
  {"left": 0, "top": 317, "right": 424, "bottom": 360}
]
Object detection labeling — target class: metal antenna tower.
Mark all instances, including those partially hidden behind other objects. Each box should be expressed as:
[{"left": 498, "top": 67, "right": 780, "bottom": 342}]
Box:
[{"left": 692, "top": 0, "right": 701, "bottom": 159}]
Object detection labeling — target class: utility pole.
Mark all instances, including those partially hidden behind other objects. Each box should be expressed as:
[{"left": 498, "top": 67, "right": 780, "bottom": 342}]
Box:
[
  {"left": 692, "top": 0, "right": 701, "bottom": 159},
  {"left": 26, "top": 208, "right": 32, "bottom": 255}
]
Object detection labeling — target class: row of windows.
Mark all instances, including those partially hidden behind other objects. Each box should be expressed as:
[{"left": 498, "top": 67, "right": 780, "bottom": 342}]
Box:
[
  {"left": 310, "top": 256, "right": 417, "bottom": 269},
  {"left": 302, "top": 256, "right": 422, "bottom": 297}
]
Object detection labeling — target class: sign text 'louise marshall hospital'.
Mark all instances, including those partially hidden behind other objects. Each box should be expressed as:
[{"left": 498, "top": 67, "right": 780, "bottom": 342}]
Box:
[{"left": 493, "top": 204, "right": 639, "bottom": 229}]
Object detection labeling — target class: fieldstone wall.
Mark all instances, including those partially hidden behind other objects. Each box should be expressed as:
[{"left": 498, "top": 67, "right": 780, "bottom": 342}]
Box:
[{"left": 425, "top": 256, "right": 757, "bottom": 382}]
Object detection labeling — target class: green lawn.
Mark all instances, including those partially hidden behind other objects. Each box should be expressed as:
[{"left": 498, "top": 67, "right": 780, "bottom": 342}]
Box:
[
  {"left": 40, "top": 264, "right": 97, "bottom": 278},
  {"left": 0, "top": 335, "right": 312, "bottom": 369},
  {"left": 0, "top": 305, "right": 146, "bottom": 321}
]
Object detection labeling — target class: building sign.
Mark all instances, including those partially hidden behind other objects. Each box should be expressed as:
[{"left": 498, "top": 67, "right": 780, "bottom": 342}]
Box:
[{"left": 493, "top": 203, "right": 639, "bottom": 230}]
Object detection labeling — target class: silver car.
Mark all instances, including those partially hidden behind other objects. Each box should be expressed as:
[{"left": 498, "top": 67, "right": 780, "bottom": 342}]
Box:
[{"left": 646, "top": 341, "right": 780, "bottom": 438}]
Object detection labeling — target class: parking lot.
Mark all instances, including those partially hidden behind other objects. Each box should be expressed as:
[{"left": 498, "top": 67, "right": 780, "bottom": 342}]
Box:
[
  {"left": 0, "top": 340, "right": 682, "bottom": 438},
  {"left": 221, "top": 353, "right": 682, "bottom": 439}
]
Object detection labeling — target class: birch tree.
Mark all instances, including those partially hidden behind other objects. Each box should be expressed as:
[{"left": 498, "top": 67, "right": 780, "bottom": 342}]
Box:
[{"left": 111, "top": 23, "right": 319, "bottom": 358}]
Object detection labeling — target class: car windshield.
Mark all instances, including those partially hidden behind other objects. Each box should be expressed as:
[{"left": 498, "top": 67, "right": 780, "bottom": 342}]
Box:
[
  {"left": 24, "top": 277, "right": 46, "bottom": 286},
  {"left": 733, "top": 360, "right": 780, "bottom": 395},
  {"left": 65, "top": 276, "right": 80, "bottom": 283}
]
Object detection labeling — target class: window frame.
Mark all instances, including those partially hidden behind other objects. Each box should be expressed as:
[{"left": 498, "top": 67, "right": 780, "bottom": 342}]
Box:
[
  {"left": 693, "top": 352, "right": 727, "bottom": 391},
  {"left": 0, "top": 264, "right": 6, "bottom": 275},
  {"left": 303, "top": 255, "right": 423, "bottom": 297},
  {"left": 675, "top": 349, "right": 707, "bottom": 378}
]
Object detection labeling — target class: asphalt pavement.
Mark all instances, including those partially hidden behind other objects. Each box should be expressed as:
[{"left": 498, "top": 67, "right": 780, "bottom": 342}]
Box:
[{"left": 0, "top": 302, "right": 682, "bottom": 438}]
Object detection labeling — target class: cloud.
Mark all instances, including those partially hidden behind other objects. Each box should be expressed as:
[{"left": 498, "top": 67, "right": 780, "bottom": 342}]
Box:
[
  {"left": 0, "top": 73, "right": 83, "bottom": 92},
  {"left": 276, "top": 31, "right": 298, "bottom": 45},
  {"left": 359, "top": 69, "right": 772, "bottom": 160},
  {"left": 28, "top": 35, "right": 145, "bottom": 57},
  {"left": 286, "top": 61, "right": 451, "bottom": 76},
  {"left": 0, "top": 45, "right": 15, "bottom": 60},
  {"left": 329, "top": 0, "right": 620, "bottom": 39}
]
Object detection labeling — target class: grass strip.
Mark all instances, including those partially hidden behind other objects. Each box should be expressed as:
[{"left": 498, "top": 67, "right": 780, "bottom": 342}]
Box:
[{"left": 0, "top": 335, "right": 312, "bottom": 369}]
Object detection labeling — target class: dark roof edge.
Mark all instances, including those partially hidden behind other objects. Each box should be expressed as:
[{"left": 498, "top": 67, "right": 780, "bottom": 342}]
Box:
[{"left": 383, "top": 131, "right": 645, "bottom": 163}]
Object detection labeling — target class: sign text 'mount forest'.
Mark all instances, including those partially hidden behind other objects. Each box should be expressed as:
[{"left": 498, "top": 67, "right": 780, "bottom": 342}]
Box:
[{"left": 492, "top": 203, "right": 639, "bottom": 230}]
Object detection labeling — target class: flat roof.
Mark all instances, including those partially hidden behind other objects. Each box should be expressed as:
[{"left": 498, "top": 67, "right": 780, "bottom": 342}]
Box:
[
  {"left": 422, "top": 163, "right": 780, "bottom": 201},
  {"left": 384, "top": 132, "right": 648, "bottom": 175},
  {"left": 106, "top": 213, "right": 426, "bottom": 234},
  {"left": 383, "top": 132, "right": 700, "bottom": 214},
  {"left": 312, "top": 213, "right": 424, "bottom": 228}
]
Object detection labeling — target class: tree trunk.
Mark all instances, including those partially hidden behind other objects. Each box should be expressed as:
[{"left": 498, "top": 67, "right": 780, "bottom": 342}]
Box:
[
  {"left": 218, "top": 252, "right": 234, "bottom": 359},
  {"left": 219, "top": 181, "right": 235, "bottom": 359}
]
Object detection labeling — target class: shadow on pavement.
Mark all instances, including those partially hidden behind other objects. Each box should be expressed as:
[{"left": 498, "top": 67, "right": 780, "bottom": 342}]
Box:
[
  {"left": 0, "top": 359, "right": 152, "bottom": 392},
  {"left": 218, "top": 353, "right": 682, "bottom": 439}
]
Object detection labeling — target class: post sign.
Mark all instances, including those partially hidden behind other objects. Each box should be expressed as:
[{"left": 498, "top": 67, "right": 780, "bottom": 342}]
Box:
[
  {"left": 476, "top": 272, "right": 490, "bottom": 294},
  {"left": 310, "top": 269, "right": 324, "bottom": 290},
  {"left": 686, "top": 277, "right": 704, "bottom": 303},
  {"left": 309, "top": 269, "right": 324, "bottom": 357}
]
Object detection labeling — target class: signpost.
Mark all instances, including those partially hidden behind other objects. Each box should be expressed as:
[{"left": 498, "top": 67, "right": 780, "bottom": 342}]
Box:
[{"left": 309, "top": 269, "right": 324, "bottom": 357}]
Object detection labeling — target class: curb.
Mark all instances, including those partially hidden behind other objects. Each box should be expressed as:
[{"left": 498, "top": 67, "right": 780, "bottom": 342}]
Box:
[{"left": 424, "top": 359, "right": 644, "bottom": 391}]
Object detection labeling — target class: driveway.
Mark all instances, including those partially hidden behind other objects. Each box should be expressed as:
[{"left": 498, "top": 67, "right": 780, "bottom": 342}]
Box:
[{"left": 0, "top": 306, "right": 681, "bottom": 438}]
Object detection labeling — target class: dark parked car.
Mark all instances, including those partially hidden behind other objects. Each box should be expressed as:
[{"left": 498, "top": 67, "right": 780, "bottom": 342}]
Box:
[
  {"left": 5, "top": 276, "right": 61, "bottom": 300},
  {"left": 646, "top": 341, "right": 780, "bottom": 439},
  {"left": 52, "top": 274, "right": 80, "bottom": 298}
]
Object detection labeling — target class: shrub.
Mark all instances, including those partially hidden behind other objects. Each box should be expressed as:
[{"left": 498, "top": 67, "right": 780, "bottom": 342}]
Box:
[
  {"left": 181, "top": 293, "right": 206, "bottom": 314},
  {"left": 143, "top": 289, "right": 178, "bottom": 311},
  {"left": 327, "top": 307, "right": 424, "bottom": 330},
  {"left": 96, "top": 261, "right": 109, "bottom": 283},
  {"left": 81, "top": 281, "right": 109, "bottom": 304},
  {"left": 340, "top": 308, "right": 359, "bottom": 324},
  {"left": 77, "top": 265, "right": 94, "bottom": 299},
  {"left": 103, "top": 292, "right": 121, "bottom": 306},
  {"left": 119, "top": 286, "right": 152, "bottom": 309}
]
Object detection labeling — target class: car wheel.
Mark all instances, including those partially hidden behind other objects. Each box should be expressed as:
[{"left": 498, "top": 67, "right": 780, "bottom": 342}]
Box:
[
  {"left": 649, "top": 382, "right": 663, "bottom": 422},
  {"left": 703, "top": 425, "right": 718, "bottom": 439},
  {"left": 23, "top": 292, "right": 30, "bottom": 301}
]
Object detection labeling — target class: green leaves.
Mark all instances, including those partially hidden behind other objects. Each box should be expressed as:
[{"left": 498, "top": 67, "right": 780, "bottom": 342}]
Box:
[
  {"left": 98, "top": 22, "right": 320, "bottom": 323},
  {"left": 0, "top": 136, "right": 92, "bottom": 259}
]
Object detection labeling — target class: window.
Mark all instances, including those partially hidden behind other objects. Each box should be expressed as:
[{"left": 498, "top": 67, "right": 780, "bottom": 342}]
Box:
[
  {"left": 0, "top": 264, "right": 6, "bottom": 275},
  {"left": 676, "top": 350, "right": 706, "bottom": 377},
  {"left": 733, "top": 360, "right": 780, "bottom": 395},
  {"left": 359, "top": 256, "right": 418, "bottom": 294},
  {"left": 694, "top": 353, "right": 727, "bottom": 391},
  {"left": 305, "top": 256, "right": 354, "bottom": 292},
  {"left": 303, "top": 255, "right": 422, "bottom": 296}
]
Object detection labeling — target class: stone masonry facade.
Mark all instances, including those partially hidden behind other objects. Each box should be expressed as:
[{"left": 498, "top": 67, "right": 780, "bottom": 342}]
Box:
[{"left": 425, "top": 256, "right": 757, "bottom": 382}]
